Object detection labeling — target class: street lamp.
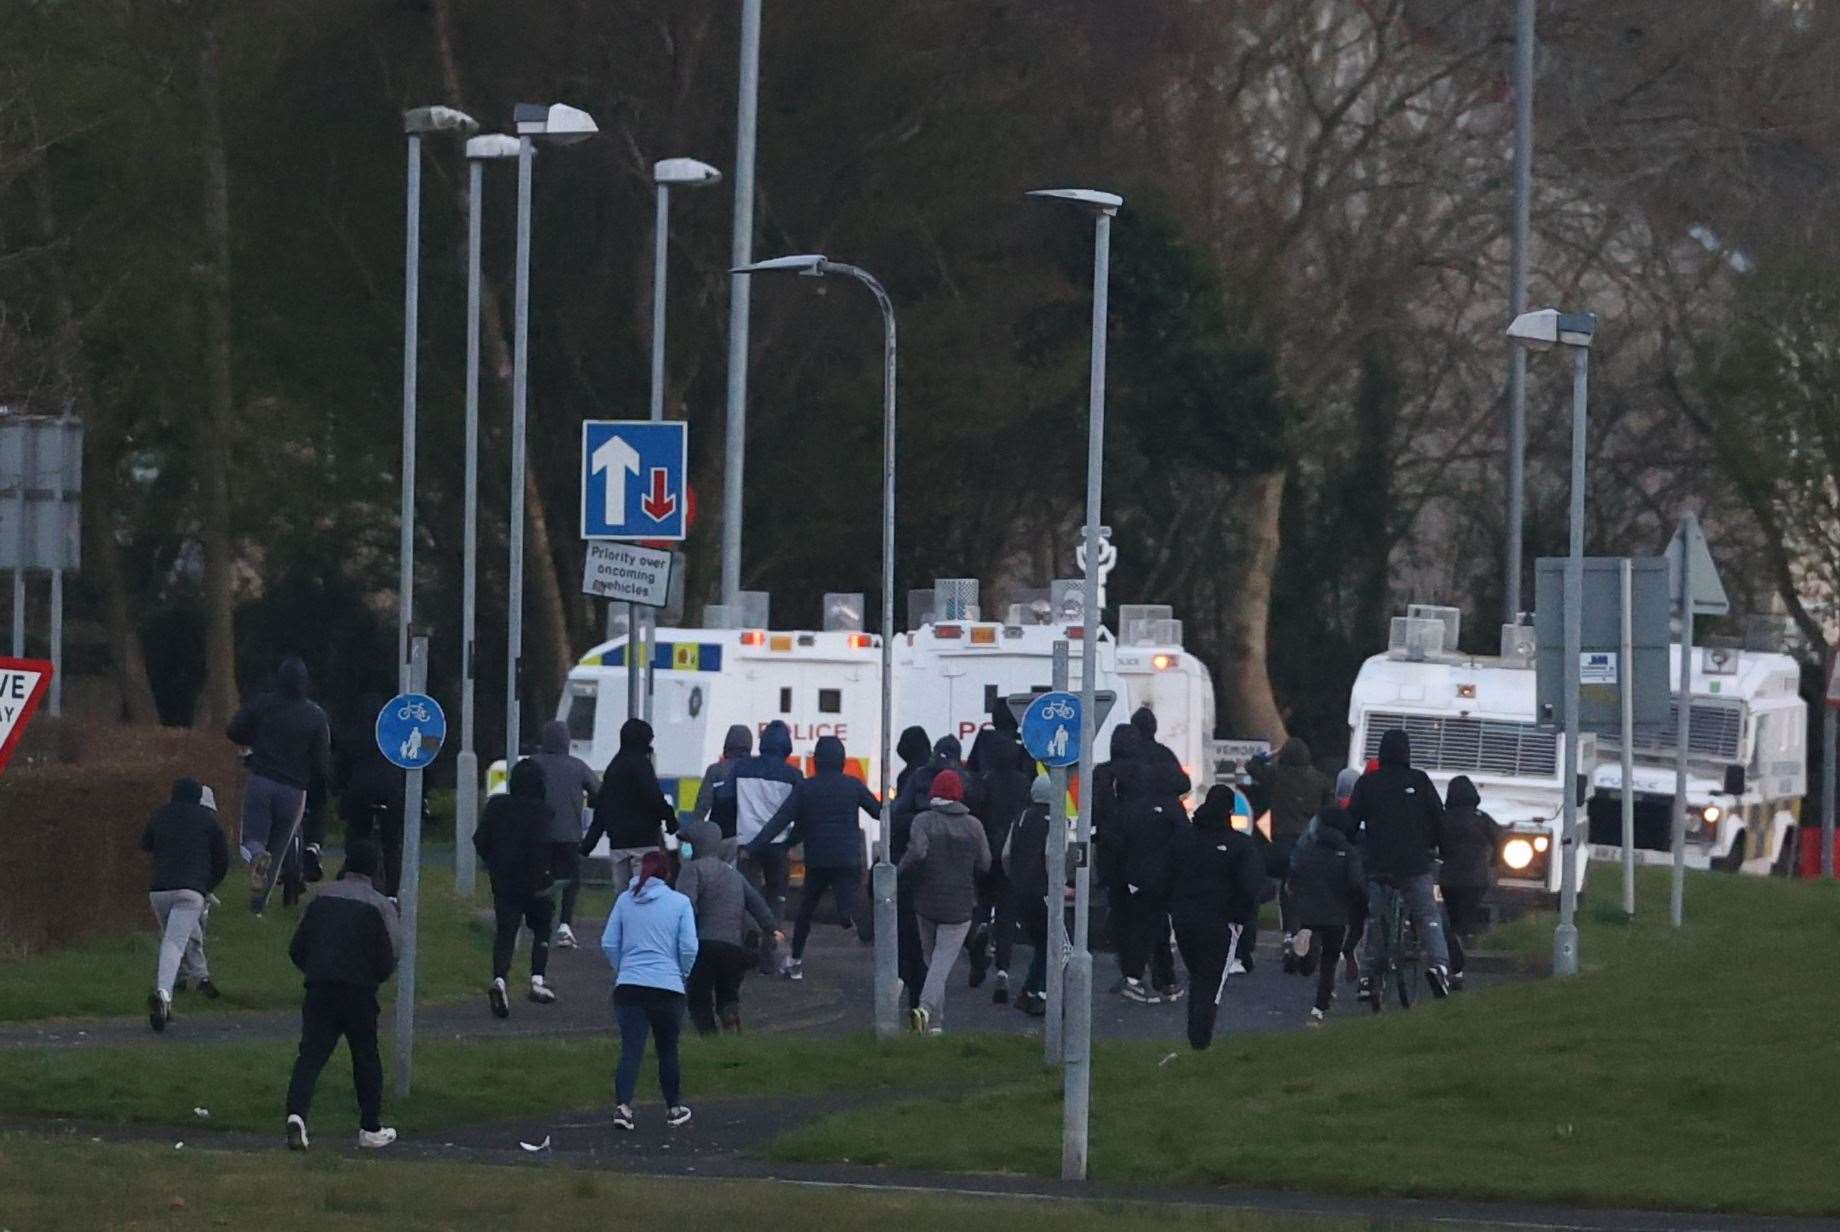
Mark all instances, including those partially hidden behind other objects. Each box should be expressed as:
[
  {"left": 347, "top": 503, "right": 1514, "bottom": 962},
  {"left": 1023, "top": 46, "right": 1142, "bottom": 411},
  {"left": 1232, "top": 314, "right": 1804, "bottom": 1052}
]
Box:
[
  {"left": 399, "top": 106, "right": 479, "bottom": 696},
  {"left": 505, "top": 102, "right": 597, "bottom": 775},
  {"left": 720, "top": 0, "right": 765, "bottom": 612},
  {"left": 1507, "top": 306, "right": 1597, "bottom": 978},
  {"left": 452, "top": 132, "right": 519, "bottom": 898},
  {"left": 1028, "top": 185, "right": 1121, "bottom": 1184},
  {"left": 732, "top": 253, "right": 900, "bottom": 1041},
  {"left": 623, "top": 157, "right": 724, "bottom": 724}
]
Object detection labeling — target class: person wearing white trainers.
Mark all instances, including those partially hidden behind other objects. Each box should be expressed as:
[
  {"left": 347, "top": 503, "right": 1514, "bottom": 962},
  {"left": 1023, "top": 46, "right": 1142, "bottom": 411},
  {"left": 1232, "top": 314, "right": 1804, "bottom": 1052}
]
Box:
[
  {"left": 603, "top": 851, "right": 699, "bottom": 1131},
  {"left": 141, "top": 777, "right": 229, "bottom": 1033},
  {"left": 530, "top": 720, "right": 601, "bottom": 949},
  {"left": 284, "top": 841, "right": 400, "bottom": 1151},
  {"left": 475, "top": 759, "right": 559, "bottom": 1017},
  {"left": 897, "top": 770, "right": 990, "bottom": 1037}
]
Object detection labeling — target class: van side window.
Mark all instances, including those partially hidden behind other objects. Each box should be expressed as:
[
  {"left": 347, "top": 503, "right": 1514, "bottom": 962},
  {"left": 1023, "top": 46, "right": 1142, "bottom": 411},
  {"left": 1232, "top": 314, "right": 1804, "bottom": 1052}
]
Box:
[
  {"left": 819, "top": 688, "right": 842, "bottom": 714},
  {"left": 565, "top": 690, "right": 596, "bottom": 742},
  {"left": 779, "top": 687, "right": 792, "bottom": 714}
]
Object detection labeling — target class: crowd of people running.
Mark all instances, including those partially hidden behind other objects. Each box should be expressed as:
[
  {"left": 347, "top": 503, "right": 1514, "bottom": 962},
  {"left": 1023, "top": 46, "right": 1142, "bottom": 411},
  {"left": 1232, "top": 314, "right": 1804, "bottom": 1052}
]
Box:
[{"left": 134, "top": 654, "right": 1506, "bottom": 1150}]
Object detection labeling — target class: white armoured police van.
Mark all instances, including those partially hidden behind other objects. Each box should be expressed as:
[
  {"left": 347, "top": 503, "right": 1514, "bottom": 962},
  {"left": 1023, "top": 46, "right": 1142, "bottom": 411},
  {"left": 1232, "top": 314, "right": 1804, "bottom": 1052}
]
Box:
[
  {"left": 1345, "top": 608, "right": 1587, "bottom": 899},
  {"left": 1586, "top": 643, "right": 1806, "bottom": 875}
]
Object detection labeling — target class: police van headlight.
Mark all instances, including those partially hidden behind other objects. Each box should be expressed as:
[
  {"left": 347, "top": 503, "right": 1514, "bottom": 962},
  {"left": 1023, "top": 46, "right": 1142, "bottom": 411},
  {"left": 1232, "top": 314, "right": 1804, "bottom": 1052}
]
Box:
[
  {"left": 1701, "top": 805, "right": 1722, "bottom": 825},
  {"left": 1502, "top": 838, "right": 1536, "bottom": 871}
]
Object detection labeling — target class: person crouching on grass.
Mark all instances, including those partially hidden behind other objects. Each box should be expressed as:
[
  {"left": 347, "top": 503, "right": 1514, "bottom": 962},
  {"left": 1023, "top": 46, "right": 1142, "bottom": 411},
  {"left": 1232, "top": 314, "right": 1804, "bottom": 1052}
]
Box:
[
  {"left": 602, "top": 849, "right": 699, "bottom": 1131},
  {"left": 284, "top": 840, "right": 400, "bottom": 1151}
]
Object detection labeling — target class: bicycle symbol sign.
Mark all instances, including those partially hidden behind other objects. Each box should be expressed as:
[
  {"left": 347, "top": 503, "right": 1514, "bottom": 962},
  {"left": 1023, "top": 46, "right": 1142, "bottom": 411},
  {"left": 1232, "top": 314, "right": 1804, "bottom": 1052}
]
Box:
[
  {"left": 1021, "top": 690, "right": 1084, "bottom": 768},
  {"left": 376, "top": 692, "right": 446, "bottom": 772}
]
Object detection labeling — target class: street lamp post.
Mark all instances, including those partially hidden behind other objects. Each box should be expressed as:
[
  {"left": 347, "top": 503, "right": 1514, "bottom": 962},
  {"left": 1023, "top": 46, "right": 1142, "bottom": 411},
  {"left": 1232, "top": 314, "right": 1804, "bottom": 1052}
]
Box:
[
  {"left": 721, "top": 0, "right": 765, "bottom": 612},
  {"left": 1028, "top": 186, "right": 1122, "bottom": 1184},
  {"left": 1505, "top": 0, "right": 1536, "bottom": 623},
  {"left": 505, "top": 103, "right": 597, "bottom": 775},
  {"left": 399, "top": 106, "right": 479, "bottom": 698},
  {"left": 1507, "top": 307, "right": 1597, "bottom": 978},
  {"left": 629, "top": 159, "right": 723, "bottom": 722},
  {"left": 454, "top": 132, "right": 519, "bottom": 897},
  {"left": 732, "top": 254, "right": 901, "bottom": 1040}
]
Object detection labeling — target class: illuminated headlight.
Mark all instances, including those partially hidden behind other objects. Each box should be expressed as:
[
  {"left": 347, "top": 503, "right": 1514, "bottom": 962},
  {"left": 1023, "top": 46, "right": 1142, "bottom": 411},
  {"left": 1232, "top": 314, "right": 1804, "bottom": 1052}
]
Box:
[
  {"left": 1502, "top": 838, "right": 1536, "bottom": 871},
  {"left": 1533, "top": 835, "right": 1550, "bottom": 854},
  {"left": 1701, "top": 805, "right": 1722, "bottom": 825}
]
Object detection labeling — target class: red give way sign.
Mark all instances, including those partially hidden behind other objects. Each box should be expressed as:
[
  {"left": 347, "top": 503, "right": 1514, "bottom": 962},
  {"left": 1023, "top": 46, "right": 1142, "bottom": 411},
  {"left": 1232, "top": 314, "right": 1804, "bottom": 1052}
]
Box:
[{"left": 0, "top": 657, "right": 54, "bottom": 777}]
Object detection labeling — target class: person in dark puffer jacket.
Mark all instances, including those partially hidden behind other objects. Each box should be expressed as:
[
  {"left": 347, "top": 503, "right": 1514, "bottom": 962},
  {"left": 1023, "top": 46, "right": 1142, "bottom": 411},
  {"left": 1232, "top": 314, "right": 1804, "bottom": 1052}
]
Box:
[
  {"left": 1116, "top": 759, "right": 1190, "bottom": 1004},
  {"left": 747, "top": 735, "right": 879, "bottom": 980},
  {"left": 1167, "top": 786, "right": 1266, "bottom": 1051},
  {"left": 142, "top": 778, "right": 230, "bottom": 1029},
  {"left": 474, "top": 758, "right": 557, "bottom": 1017},
  {"left": 1286, "top": 807, "right": 1366, "bottom": 1023},
  {"left": 584, "top": 719, "right": 678, "bottom": 894},
  {"left": 1437, "top": 775, "right": 1503, "bottom": 989},
  {"left": 285, "top": 840, "right": 401, "bottom": 1152}
]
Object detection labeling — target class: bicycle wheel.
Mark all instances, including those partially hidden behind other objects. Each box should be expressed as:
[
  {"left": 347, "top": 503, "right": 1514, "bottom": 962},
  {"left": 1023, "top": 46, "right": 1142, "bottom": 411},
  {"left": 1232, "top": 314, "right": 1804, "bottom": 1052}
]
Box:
[{"left": 1397, "top": 921, "right": 1420, "bottom": 1009}]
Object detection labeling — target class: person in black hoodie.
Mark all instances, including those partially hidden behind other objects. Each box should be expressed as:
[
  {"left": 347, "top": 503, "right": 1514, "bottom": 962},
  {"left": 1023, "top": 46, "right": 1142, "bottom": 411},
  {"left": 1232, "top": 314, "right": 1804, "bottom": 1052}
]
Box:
[
  {"left": 142, "top": 778, "right": 230, "bottom": 1030},
  {"left": 583, "top": 719, "right": 679, "bottom": 894},
  {"left": 966, "top": 702, "right": 1022, "bottom": 774},
  {"left": 474, "top": 758, "right": 556, "bottom": 1017},
  {"left": 1003, "top": 775, "right": 1057, "bottom": 1016},
  {"left": 226, "top": 656, "right": 332, "bottom": 911},
  {"left": 1093, "top": 724, "right": 1146, "bottom": 955},
  {"left": 1286, "top": 807, "right": 1366, "bottom": 1023},
  {"left": 1167, "top": 786, "right": 1266, "bottom": 1050},
  {"left": 894, "top": 725, "right": 932, "bottom": 798},
  {"left": 1438, "top": 776, "right": 1503, "bottom": 989},
  {"left": 1248, "top": 737, "right": 1335, "bottom": 972},
  {"left": 1345, "top": 728, "right": 1452, "bottom": 999},
  {"left": 973, "top": 737, "right": 1033, "bottom": 1001},
  {"left": 339, "top": 694, "right": 405, "bottom": 899},
  {"left": 1116, "top": 759, "right": 1189, "bottom": 1004}
]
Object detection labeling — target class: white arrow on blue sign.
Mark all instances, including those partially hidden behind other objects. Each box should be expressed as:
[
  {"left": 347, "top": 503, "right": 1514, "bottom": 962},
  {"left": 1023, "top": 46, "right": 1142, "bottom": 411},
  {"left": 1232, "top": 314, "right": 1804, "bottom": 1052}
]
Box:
[
  {"left": 377, "top": 693, "right": 446, "bottom": 771},
  {"left": 581, "top": 420, "right": 688, "bottom": 541}
]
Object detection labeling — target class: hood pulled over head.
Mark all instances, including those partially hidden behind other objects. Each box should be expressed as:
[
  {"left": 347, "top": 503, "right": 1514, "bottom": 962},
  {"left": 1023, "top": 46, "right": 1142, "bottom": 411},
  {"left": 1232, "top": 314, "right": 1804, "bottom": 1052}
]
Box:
[
  {"left": 814, "top": 734, "right": 847, "bottom": 774},
  {"left": 170, "top": 777, "right": 204, "bottom": 804},
  {"left": 931, "top": 734, "right": 963, "bottom": 765},
  {"left": 1193, "top": 785, "right": 1236, "bottom": 829},
  {"left": 1378, "top": 729, "right": 1411, "bottom": 768},
  {"left": 1279, "top": 737, "right": 1312, "bottom": 767},
  {"left": 619, "top": 719, "right": 655, "bottom": 755},
  {"left": 277, "top": 656, "right": 310, "bottom": 699},
  {"left": 1108, "top": 724, "right": 1144, "bottom": 763},
  {"left": 508, "top": 758, "right": 547, "bottom": 800},
  {"left": 1031, "top": 775, "right": 1055, "bottom": 806},
  {"left": 723, "top": 724, "right": 753, "bottom": 759},
  {"left": 1130, "top": 706, "right": 1158, "bottom": 739},
  {"left": 897, "top": 726, "right": 932, "bottom": 767},
  {"left": 540, "top": 719, "right": 571, "bottom": 755},
  {"left": 759, "top": 720, "right": 793, "bottom": 760},
  {"left": 1445, "top": 775, "right": 1480, "bottom": 809}
]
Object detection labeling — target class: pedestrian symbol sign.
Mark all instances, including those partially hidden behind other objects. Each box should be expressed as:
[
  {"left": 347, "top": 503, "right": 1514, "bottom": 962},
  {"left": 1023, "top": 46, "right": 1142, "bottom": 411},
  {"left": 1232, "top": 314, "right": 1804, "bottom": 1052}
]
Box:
[
  {"left": 581, "top": 420, "right": 688, "bottom": 541},
  {"left": 0, "top": 657, "right": 53, "bottom": 777},
  {"left": 376, "top": 693, "right": 447, "bottom": 772},
  {"left": 1022, "top": 691, "right": 1083, "bottom": 768}
]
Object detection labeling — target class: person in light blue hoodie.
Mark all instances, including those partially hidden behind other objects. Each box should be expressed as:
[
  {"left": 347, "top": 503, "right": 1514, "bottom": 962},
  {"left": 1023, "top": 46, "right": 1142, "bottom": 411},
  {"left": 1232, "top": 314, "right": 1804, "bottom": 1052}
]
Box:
[{"left": 601, "top": 850, "right": 699, "bottom": 1132}]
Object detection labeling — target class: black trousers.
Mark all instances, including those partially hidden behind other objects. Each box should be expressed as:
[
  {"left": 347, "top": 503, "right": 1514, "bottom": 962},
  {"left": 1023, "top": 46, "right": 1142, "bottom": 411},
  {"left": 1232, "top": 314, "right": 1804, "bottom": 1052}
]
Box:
[
  {"left": 972, "top": 868, "right": 1013, "bottom": 972},
  {"left": 1118, "top": 892, "right": 1175, "bottom": 989},
  {"left": 685, "top": 939, "right": 751, "bottom": 1034},
  {"left": 550, "top": 843, "right": 583, "bottom": 927},
  {"left": 1172, "top": 913, "right": 1233, "bottom": 1051},
  {"left": 346, "top": 809, "right": 403, "bottom": 899},
  {"left": 1268, "top": 835, "right": 1297, "bottom": 936},
  {"left": 1309, "top": 924, "right": 1348, "bottom": 1012},
  {"left": 491, "top": 890, "right": 553, "bottom": 982},
  {"left": 792, "top": 865, "right": 861, "bottom": 958},
  {"left": 897, "top": 888, "right": 925, "bottom": 1009},
  {"left": 286, "top": 984, "right": 383, "bottom": 1132},
  {"left": 1442, "top": 886, "right": 1486, "bottom": 975}
]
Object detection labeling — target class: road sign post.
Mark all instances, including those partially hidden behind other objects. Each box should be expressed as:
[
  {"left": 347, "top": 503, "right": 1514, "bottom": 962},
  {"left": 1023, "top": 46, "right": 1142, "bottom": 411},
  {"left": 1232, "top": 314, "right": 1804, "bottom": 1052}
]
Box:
[
  {"left": 1620, "top": 559, "right": 1637, "bottom": 918},
  {"left": 0, "top": 656, "right": 53, "bottom": 777},
  {"left": 1014, "top": 647, "right": 1072, "bottom": 1063},
  {"left": 1664, "top": 515, "right": 1725, "bottom": 926},
  {"left": 377, "top": 647, "right": 445, "bottom": 1099},
  {"left": 1823, "top": 652, "right": 1839, "bottom": 881}
]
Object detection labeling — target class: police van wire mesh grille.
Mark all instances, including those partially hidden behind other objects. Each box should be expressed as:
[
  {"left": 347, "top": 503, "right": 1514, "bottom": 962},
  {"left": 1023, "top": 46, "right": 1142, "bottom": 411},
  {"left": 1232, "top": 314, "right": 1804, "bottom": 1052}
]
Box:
[
  {"left": 1363, "top": 712, "right": 1558, "bottom": 778},
  {"left": 1613, "top": 701, "right": 1744, "bottom": 762}
]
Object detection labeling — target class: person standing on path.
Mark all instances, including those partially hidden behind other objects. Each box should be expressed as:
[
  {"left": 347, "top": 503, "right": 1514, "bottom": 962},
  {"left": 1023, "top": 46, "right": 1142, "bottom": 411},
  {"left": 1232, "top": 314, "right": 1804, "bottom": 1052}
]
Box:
[
  {"left": 474, "top": 758, "right": 558, "bottom": 1016},
  {"left": 141, "top": 777, "right": 230, "bottom": 1031},
  {"left": 226, "top": 655, "right": 331, "bottom": 912},
  {"left": 1436, "top": 775, "right": 1503, "bottom": 990},
  {"left": 584, "top": 719, "right": 678, "bottom": 895},
  {"left": 745, "top": 734, "right": 877, "bottom": 982},
  {"left": 897, "top": 769, "right": 990, "bottom": 1034},
  {"left": 1285, "top": 806, "right": 1366, "bottom": 1024},
  {"left": 530, "top": 719, "right": 601, "bottom": 950},
  {"left": 1002, "top": 774, "right": 1057, "bottom": 1016},
  {"left": 1248, "top": 738, "right": 1335, "bottom": 973},
  {"left": 284, "top": 840, "right": 400, "bottom": 1152},
  {"left": 677, "top": 818, "right": 779, "bottom": 1033},
  {"left": 601, "top": 850, "right": 699, "bottom": 1131},
  {"left": 1167, "top": 786, "right": 1266, "bottom": 1050}
]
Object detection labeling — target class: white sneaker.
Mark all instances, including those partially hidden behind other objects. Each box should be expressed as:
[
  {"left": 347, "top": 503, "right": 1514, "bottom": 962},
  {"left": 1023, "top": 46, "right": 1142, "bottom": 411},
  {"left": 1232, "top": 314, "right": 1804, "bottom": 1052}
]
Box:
[
  {"left": 286, "top": 1114, "right": 309, "bottom": 1151},
  {"left": 1308, "top": 1007, "right": 1326, "bottom": 1027},
  {"left": 787, "top": 959, "right": 804, "bottom": 982},
  {"left": 528, "top": 975, "right": 556, "bottom": 1004},
  {"left": 357, "top": 1127, "right": 397, "bottom": 1149},
  {"left": 908, "top": 1006, "right": 930, "bottom": 1033},
  {"left": 612, "top": 1104, "right": 635, "bottom": 1131},
  {"left": 1226, "top": 958, "right": 1248, "bottom": 977},
  {"left": 1292, "top": 928, "right": 1313, "bottom": 959},
  {"left": 488, "top": 977, "right": 510, "bottom": 1019},
  {"left": 666, "top": 1104, "right": 693, "bottom": 1127},
  {"left": 555, "top": 924, "right": 577, "bottom": 949}
]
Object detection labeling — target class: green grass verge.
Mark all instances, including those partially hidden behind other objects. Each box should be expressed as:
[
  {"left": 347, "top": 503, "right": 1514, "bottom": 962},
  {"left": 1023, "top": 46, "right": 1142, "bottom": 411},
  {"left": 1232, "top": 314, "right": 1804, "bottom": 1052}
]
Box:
[
  {"left": 774, "top": 867, "right": 1840, "bottom": 1217},
  {"left": 0, "top": 865, "right": 612, "bottom": 1023},
  {"left": 0, "top": 1029, "right": 1039, "bottom": 1134},
  {"left": 0, "top": 1135, "right": 1422, "bottom": 1232}
]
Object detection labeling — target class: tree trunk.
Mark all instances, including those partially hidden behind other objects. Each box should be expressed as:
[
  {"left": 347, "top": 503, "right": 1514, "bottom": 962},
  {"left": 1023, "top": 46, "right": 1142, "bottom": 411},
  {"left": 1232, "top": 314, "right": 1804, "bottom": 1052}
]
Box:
[
  {"left": 432, "top": 0, "right": 575, "bottom": 703},
  {"left": 191, "top": 23, "right": 241, "bottom": 728},
  {"left": 1218, "top": 469, "right": 1289, "bottom": 744},
  {"left": 26, "top": 105, "right": 160, "bottom": 724}
]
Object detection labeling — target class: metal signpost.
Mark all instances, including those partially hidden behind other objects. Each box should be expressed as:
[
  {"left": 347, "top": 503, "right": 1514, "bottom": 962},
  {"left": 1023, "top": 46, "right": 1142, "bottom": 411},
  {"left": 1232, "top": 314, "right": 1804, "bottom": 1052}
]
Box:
[
  {"left": 1620, "top": 560, "right": 1636, "bottom": 917},
  {"left": 1664, "top": 514, "right": 1728, "bottom": 926},
  {"left": 1, "top": 416, "right": 83, "bottom": 715},
  {"left": 1823, "top": 652, "right": 1838, "bottom": 880},
  {"left": 1016, "top": 657, "right": 1075, "bottom": 1063},
  {"left": 376, "top": 646, "right": 445, "bottom": 1098}
]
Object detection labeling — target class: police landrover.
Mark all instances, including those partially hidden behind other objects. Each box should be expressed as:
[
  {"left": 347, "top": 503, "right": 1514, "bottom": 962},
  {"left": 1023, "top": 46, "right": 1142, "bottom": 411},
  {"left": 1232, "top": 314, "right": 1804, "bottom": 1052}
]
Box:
[
  {"left": 1344, "top": 607, "right": 1588, "bottom": 901},
  {"left": 1585, "top": 641, "right": 1806, "bottom": 875}
]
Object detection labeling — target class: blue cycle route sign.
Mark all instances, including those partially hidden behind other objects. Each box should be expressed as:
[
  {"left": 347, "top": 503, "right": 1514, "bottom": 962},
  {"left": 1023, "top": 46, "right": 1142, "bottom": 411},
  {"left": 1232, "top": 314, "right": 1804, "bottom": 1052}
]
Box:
[
  {"left": 377, "top": 693, "right": 446, "bottom": 771},
  {"left": 1021, "top": 690, "right": 1083, "bottom": 768}
]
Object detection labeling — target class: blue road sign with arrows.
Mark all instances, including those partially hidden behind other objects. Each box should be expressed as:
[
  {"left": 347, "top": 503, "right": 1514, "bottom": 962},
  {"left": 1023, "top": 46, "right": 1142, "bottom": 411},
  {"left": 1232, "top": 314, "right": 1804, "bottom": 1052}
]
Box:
[{"left": 581, "top": 420, "right": 688, "bottom": 541}]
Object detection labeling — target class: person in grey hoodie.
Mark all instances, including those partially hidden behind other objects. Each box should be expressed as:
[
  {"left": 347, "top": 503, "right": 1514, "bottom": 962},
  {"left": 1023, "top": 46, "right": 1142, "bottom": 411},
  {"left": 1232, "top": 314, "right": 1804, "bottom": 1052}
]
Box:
[
  {"left": 676, "top": 819, "right": 780, "bottom": 1033},
  {"left": 897, "top": 769, "right": 990, "bottom": 1034},
  {"left": 530, "top": 720, "right": 601, "bottom": 949}
]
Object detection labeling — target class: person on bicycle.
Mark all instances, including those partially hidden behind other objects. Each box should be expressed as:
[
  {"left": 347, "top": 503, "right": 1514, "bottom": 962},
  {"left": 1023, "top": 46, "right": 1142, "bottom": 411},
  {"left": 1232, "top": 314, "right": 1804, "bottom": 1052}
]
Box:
[
  {"left": 227, "top": 655, "right": 331, "bottom": 913},
  {"left": 1344, "top": 728, "right": 1452, "bottom": 1000}
]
